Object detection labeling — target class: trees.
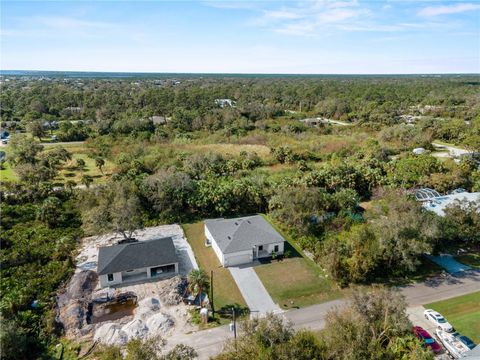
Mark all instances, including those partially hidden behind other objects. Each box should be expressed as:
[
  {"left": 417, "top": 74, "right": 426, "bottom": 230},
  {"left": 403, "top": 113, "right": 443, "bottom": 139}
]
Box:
[
  {"left": 320, "top": 287, "right": 432, "bottom": 360},
  {"left": 214, "top": 314, "right": 326, "bottom": 360},
  {"left": 81, "top": 180, "right": 145, "bottom": 239},
  {"left": 95, "top": 157, "right": 106, "bottom": 174},
  {"left": 94, "top": 337, "right": 197, "bottom": 360},
  {"left": 268, "top": 185, "right": 335, "bottom": 234},
  {"left": 368, "top": 195, "right": 440, "bottom": 273},
  {"left": 441, "top": 200, "right": 480, "bottom": 245},
  {"left": 321, "top": 194, "right": 441, "bottom": 284},
  {"left": 187, "top": 269, "right": 210, "bottom": 307},
  {"left": 144, "top": 169, "right": 195, "bottom": 222},
  {"left": 7, "top": 134, "right": 43, "bottom": 166},
  {"left": 26, "top": 120, "right": 46, "bottom": 141}
]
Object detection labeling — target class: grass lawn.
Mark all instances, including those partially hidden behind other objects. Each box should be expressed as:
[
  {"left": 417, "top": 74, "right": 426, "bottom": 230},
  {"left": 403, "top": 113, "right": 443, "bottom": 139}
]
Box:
[
  {"left": 255, "top": 216, "right": 342, "bottom": 309},
  {"left": 182, "top": 222, "right": 246, "bottom": 312},
  {"left": 426, "top": 292, "right": 480, "bottom": 343},
  {"left": 55, "top": 151, "right": 115, "bottom": 186},
  {"left": 0, "top": 161, "right": 16, "bottom": 183}
]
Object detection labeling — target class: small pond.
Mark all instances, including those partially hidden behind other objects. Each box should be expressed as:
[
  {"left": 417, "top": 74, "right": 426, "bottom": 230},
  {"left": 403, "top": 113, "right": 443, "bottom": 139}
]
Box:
[{"left": 90, "top": 298, "right": 137, "bottom": 324}]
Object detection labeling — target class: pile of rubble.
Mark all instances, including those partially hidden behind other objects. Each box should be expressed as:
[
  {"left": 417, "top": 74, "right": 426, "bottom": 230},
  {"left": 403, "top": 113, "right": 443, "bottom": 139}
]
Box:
[
  {"left": 157, "top": 276, "right": 187, "bottom": 306},
  {"left": 56, "top": 270, "right": 98, "bottom": 337},
  {"left": 94, "top": 296, "right": 174, "bottom": 346}
]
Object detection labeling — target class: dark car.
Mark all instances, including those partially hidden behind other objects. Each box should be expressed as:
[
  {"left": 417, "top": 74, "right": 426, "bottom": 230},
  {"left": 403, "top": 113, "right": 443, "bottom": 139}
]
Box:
[
  {"left": 413, "top": 326, "right": 442, "bottom": 353},
  {"left": 458, "top": 335, "right": 476, "bottom": 350}
]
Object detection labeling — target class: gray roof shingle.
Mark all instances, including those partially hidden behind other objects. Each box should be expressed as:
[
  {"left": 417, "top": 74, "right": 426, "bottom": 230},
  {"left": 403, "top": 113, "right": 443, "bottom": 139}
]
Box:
[
  {"left": 97, "top": 237, "right": 178, "bottom": 275},
  {"left": 205, "top": 215, "right": 284, "bottom": 254}
]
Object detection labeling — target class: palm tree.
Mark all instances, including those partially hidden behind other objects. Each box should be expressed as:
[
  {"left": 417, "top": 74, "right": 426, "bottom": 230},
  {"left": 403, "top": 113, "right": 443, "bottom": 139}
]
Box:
[
  {"left": 188, "top": 269, "right": 210, "bottom": 307},
  {"left": 95, "top": 157, "right": 105, "bottom": 174},
  {"left": 81, "top": 174, "right": 93, "bottom": 188}
]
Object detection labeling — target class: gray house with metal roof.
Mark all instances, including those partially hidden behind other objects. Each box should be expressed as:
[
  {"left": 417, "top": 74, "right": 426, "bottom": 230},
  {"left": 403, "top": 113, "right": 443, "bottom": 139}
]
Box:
[
  {"left": 204, "top": 215, "right": 285, "bottom": 267},
  {"left": 97, "top": 237, "right": 179, "bottom": 288}
]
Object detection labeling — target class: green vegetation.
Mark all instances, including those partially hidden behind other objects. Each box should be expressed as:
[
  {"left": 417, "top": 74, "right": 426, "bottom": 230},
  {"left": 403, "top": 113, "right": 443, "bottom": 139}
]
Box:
[
  {"left": 255, "top": 257, "right": 341, "bottom": 309},
  {"left": 182, "top": 223, "right": 246, "bottom": 310},
  {"left": 1, "top": 75, "right": 479, "bottom": 357},
  {"left": 255, "top": 216, "right": 342, "bottom": 308},
  {"left": 215, "top": 287, "right": 432, "bottom": 360},
  {"left": 426, "top": 292, "right": 480, "bottom": 343},
  {"left": 455, "top": 252, "right": 480, "bottom": 269}
]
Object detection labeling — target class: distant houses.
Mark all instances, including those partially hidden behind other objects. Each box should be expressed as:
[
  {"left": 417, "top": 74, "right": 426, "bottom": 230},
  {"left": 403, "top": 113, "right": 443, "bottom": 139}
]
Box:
[{"left": 215, "top": 99, "right": 236, "bottom": 108}]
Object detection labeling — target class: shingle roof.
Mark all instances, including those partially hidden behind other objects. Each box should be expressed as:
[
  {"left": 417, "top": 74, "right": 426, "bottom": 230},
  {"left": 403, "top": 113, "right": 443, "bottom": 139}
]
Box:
[
  {"left": 97, "top": 237, "right": 178, "bottom": 275},
  {"left": 204, "top": 215, "right": 284, "bottom": 254}
]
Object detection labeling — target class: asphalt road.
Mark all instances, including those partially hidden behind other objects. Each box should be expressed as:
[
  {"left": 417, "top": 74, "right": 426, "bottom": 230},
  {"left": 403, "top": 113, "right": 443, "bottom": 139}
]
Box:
[{"left": 166, "top": 270, "right": 480, "bottom": 359}]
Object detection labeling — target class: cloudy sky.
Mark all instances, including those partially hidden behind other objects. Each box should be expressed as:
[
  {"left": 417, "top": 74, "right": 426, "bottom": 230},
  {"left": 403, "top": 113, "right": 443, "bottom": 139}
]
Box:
[{"left": 1, "top": 1, "right": 479, "bottom": 73}]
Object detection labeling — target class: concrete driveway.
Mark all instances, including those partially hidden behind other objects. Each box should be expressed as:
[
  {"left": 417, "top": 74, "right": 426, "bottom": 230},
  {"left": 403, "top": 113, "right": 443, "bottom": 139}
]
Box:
[{"left": 229, "top": 265, "right": 282, "bottom": 315}]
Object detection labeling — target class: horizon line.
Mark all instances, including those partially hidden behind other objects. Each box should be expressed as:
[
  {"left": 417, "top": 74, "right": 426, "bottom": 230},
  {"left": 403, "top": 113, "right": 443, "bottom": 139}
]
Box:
[{"left": 1, "top": 69, "right": 480, "bottom": 76}]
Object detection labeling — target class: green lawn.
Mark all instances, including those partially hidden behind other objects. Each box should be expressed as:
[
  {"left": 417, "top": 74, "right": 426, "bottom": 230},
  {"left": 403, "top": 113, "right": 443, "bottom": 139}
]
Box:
[
  {"left": 0, "top": 161, "right": 16, "bottom": 182},
  {"left": 426, "top": 292, "right": 480, "bottom": 343},
  {"left": 182, "top": 222, "right": 246, "bottom": 312},
  {"left": 255, "top": 215, "right": 342, "bottom": 309}
]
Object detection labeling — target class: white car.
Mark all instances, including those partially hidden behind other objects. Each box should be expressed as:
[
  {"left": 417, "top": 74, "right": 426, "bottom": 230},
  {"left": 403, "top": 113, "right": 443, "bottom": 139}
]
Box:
[{"left": 424, "top": 309, "right": 453, "bottom": 332}]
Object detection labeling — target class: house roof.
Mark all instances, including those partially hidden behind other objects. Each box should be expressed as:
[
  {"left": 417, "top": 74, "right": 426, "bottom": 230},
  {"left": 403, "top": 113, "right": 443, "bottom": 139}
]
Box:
[
  {"left": 204, "top": 215, "right": 284, "bottom": 254},
  {"left": 97, "top": 237, "right": 178, "bottom": 275}
]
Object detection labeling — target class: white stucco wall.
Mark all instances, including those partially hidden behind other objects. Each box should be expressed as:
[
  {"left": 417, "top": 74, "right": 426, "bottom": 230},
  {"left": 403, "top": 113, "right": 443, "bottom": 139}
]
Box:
[
  {"left": 205, "top": 225, "right": 225, "bottom": 265},
  {"left": 99, "top": 271, "right": 122, "bottom": 288},
  {"left": 264, "top": 241, "right": 284, "bottom": 255}
]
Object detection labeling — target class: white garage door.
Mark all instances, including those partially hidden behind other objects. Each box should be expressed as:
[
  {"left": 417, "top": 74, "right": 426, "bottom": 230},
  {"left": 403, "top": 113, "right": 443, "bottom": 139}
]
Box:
[{"left": 225, "top": 253, "right": 252, "bottom": 267}]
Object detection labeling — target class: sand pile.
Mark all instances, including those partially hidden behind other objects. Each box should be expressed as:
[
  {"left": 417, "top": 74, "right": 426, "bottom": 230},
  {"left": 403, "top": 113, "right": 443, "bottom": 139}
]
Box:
[{"left": 94, "top": 296, "right": 174, "bottom": 345}]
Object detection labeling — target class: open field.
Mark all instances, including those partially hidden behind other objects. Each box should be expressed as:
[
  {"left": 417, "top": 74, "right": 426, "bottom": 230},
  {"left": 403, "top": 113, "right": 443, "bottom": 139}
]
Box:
[
  {"left": 182, "top": 222, "right": 246, "bottom": 311},
  {"left": 256, "top": 215, "right": 342, "bottom": 309},
  {"left": 0, "top": 142, "right": 115, "bottom": 185},
  {"left": 426, "top": 291, "right": 480, "bottom": 343},
  {"left": 0, "top": 148, "right": 15, "bottom": 182}
]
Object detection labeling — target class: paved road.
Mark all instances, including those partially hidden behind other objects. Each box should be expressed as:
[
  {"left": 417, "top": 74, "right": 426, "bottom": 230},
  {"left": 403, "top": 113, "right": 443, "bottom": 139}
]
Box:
[
  {"left": 229, "top": 266, "right": 282, "bottom": 315},
  {"left": 167, "top": 270, "right": 480, "bottom": 359}
]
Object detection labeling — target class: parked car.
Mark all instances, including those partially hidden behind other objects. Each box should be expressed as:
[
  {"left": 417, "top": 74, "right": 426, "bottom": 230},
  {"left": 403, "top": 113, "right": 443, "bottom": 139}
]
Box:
[
  {"left": 424, "top": 309, "right": 453, "bottom": 332},
  {"left": 457, "top": 335, "right": 476, "bottom": 350},
  {"left": 412, "top": 326, "right": 442, "bottom": 353}
]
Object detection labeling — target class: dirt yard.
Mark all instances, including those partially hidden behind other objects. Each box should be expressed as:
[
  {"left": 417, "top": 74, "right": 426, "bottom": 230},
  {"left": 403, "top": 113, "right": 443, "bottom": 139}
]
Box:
[{"left": 56, "top": 225, "right": 200, "bottom": 347}]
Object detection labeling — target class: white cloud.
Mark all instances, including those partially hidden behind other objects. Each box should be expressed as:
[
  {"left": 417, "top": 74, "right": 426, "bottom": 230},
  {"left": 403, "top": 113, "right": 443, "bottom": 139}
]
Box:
[
  {"left": 258, "top": 0, "right": 371, "bottom": 36},
  {"left": 418, "top": 3, "right": 480, "bottom": 17}
]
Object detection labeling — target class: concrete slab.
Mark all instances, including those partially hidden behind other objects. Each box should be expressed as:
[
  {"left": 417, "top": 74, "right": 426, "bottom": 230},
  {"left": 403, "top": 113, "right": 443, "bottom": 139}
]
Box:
[{"left": 229, "top": 266, "right": 282, "bottom": 315}]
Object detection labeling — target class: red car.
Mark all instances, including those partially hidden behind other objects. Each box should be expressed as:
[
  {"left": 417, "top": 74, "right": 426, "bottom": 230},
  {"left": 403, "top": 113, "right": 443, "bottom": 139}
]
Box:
[{"left": 413, "top": 326, "right": 442, "bottom": 353}]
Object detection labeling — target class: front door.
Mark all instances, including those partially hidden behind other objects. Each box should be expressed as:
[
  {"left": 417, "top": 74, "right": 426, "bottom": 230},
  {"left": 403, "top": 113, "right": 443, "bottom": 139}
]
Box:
[{"left": 252, "top": 248, "right": 257, "bottom": 260}]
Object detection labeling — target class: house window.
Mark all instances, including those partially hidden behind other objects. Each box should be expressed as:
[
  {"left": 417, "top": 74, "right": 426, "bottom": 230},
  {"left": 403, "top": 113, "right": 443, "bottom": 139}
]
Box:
[
  {"left": 258, "top": 245, "right": 263, "bottom": 251},
  {"left": 274, "top": 245, "right": 279, "bottom": 252},
  {"left": 107, "top": 274, "right": 114, "bottom": 282}
]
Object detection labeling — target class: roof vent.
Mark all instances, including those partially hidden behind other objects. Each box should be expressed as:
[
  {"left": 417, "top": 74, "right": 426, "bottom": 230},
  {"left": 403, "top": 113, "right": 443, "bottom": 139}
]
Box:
[
  {"left": 234, "top": 222, "right": 238, "bottom": 226},
  {"left": 247, "top": 220, "right": 251, "bottom": 224},
  {"left": 227, "top": 236, "right": 231, "bottom": 240}
]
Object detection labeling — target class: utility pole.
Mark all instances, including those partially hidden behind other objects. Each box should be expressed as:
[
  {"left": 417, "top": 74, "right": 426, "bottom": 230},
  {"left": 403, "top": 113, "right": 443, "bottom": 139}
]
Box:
[{"left": 210, "top": 270, "right": 215, "bottom": 318}]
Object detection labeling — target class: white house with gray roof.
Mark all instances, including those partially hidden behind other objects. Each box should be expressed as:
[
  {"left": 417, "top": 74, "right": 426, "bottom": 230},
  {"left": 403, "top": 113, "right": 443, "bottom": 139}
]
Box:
[
  {"left": 204, "top": 215, "right": 285, "bottom": 267},
  {"left": 97, "top": 237, "right": 179, "bottom": 288}
]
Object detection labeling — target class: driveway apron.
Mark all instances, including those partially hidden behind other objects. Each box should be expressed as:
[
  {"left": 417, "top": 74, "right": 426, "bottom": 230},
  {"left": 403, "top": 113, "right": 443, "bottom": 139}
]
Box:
[{"left": 229, "top": 265, "right": 282, "bottom": 315}]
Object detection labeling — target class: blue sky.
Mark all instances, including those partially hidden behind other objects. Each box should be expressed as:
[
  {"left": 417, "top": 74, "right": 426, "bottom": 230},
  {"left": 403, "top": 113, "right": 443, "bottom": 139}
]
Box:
[{"left": 1, "top": 1, "right": 479, "bottom": 73}]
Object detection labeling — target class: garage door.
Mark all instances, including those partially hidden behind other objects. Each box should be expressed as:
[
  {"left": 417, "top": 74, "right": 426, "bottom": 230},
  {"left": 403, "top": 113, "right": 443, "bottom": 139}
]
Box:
[{"left": 225, "top": 253, "right": 252, "bottom": 267}]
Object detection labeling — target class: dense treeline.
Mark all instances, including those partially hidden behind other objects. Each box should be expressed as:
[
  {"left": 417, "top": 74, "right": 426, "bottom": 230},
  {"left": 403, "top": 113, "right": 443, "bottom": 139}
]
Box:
[
  {"left": 1, "top": 75, "right": 479, "bottom": 145},
  {"left": 1, "top": 75, "right": 479, "bottom": 358},
  {"left": 0, "top": 187, "right": 82, "bottom": 359}
]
